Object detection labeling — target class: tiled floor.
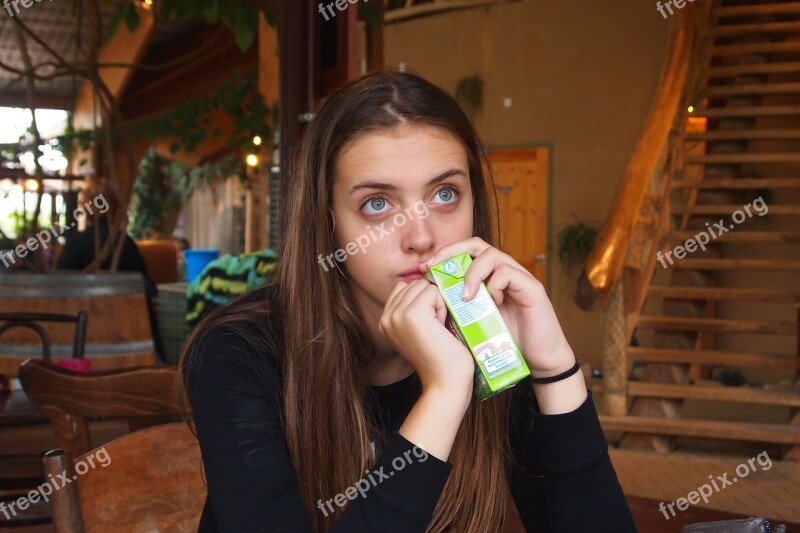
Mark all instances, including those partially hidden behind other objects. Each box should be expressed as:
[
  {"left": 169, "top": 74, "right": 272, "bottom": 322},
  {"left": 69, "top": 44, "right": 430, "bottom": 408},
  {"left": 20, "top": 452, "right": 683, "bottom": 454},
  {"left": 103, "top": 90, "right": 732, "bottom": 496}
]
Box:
[{"left": 610, "top": 448, "right": 800, "bottom": 526}]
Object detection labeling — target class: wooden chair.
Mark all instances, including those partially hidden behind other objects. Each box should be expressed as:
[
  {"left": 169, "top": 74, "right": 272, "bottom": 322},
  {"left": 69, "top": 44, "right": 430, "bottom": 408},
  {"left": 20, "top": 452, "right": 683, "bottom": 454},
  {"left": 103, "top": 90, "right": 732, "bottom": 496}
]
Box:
[
  {"left": 18, "top": 359, "right": 182, "bottom": 458},
  {"left": 43, "top": 422, "right": 206, "bottom": 532},
  {"left": 136, "top": 239, "right": 179, "bottom": 285},
  {"left": 0, "top": 311, "right": 87, "bottom": 375}
]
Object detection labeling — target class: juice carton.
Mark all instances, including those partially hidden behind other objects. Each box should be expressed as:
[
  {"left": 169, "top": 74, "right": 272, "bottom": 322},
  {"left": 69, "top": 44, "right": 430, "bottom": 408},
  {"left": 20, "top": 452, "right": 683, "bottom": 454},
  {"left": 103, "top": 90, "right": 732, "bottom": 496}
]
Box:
[{"left": 425, "top": 252, "right": 530, "bottom": 400}]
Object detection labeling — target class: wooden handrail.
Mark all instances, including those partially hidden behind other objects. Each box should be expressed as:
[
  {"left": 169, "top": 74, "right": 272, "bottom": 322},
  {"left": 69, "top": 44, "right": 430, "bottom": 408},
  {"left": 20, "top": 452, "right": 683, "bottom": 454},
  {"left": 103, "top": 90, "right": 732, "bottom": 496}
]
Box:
[{"left": 575, "top": 7, "right": 705, "bottom": 310}]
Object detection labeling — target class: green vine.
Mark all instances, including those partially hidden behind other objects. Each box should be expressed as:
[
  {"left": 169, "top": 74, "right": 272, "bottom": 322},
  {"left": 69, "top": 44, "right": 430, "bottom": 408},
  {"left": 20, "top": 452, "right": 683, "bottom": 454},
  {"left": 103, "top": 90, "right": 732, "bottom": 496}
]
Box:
[
  {"left": 55, "top": 72, "right": 273, "bottom": 160},
  {"left": 109, "top": 0, "right": 276, "bottom": 52},
  {"left": 127, "top": 71, "right": 271, "bottom": 154},
  {"left": 127, "top": 147, "right": 248, "bottom": 239}
]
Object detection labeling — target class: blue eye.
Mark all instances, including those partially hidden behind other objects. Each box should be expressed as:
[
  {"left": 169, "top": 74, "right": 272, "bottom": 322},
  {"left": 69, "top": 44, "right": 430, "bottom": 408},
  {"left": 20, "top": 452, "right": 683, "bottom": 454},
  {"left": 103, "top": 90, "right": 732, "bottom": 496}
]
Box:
[
  {"left": 362, "top": 196, "right": 390, "bottom": 215},
  {"left": 433, "top": 186, "right": 459, "bottom": 205}
]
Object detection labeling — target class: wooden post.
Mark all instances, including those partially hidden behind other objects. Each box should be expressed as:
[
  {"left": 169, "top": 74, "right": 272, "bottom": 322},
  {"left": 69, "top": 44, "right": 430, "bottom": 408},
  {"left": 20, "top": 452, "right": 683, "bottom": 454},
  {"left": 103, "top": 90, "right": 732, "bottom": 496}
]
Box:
[
  {"left": 278, "top": 0, "right": 318, "bottom": 242},
  {"left": 43, "top": 450, "right": 85, "bottom": 533},
  {"left": 365, "top": 0, "right": 385, "bottom": 71},
  {"left": 246, "top": 16, "right": 280, "bottom": 252},
  {"left": 603, "top": 279, "right": 628, "bottom": 417}
]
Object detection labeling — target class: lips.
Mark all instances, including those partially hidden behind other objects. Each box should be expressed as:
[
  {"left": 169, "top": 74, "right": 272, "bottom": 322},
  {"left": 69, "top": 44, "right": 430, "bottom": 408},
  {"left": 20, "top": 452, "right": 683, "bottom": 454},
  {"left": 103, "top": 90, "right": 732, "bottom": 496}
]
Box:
[
  {"left": 399, "top": 264, "right": 426, "bottom": 278},
  {"left": 399, "top": 263, "right": 427, "bottom": 282}
]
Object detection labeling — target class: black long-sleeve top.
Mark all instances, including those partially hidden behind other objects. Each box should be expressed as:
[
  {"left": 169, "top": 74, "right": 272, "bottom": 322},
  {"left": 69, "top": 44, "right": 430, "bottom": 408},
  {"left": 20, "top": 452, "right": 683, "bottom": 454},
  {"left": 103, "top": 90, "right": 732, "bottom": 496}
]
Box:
[{"left": 185, "top": 288, "right": 636, "bottom": 532}]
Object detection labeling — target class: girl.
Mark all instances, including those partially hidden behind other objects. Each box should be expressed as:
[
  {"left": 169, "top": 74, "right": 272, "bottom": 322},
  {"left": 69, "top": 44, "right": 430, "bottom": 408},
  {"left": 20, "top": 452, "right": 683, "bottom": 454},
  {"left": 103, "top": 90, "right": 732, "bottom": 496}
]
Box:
[{"left": 180, "top": 70, "right": 636, "bottom": 532}]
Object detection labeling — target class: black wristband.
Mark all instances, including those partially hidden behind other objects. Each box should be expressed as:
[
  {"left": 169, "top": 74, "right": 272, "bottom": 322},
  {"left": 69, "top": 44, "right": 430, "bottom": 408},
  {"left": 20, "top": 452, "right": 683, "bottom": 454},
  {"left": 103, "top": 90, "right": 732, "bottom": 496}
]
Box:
[{"left": 530, "top": 360, "right": 580, "bottom": 384}]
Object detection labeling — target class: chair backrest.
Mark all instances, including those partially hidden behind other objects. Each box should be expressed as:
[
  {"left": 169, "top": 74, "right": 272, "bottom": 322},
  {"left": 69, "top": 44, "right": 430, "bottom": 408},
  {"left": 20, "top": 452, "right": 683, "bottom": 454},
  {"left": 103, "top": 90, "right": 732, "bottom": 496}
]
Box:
[
  {"left": 18, "top": 359, "right": 182, "bottom": 458},
  {"left": 43, "top": 422, "right": 206, "bottom": 533},
  {"left": 136, "top": 240, "right": 179, "bottom": 285},
  {"left": 0, "top": 311, "right": 87, "bottom": 374}
]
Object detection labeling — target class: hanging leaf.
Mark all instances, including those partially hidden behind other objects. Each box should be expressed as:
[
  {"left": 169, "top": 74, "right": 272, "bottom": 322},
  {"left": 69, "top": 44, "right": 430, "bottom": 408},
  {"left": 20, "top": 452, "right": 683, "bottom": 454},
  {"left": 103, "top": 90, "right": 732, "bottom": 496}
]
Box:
[
  {"left": 203, "top": 1, "right": 219, "bottom": 24},
  {"left": 106, "top": 3, "right": 127, "bottom": 41},
  {"left": 231, "top": 4, "right": 258, "bottom": 52},
  {"left": 124, "top": 3, "right": 141, "bottom": 33}
]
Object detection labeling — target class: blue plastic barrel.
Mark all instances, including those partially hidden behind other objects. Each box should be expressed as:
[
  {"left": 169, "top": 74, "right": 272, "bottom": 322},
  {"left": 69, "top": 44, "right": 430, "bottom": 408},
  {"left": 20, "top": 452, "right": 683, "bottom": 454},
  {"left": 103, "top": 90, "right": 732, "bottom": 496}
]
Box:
[{"left": 183, "top": 249, "right": 220, "bottom": 283}]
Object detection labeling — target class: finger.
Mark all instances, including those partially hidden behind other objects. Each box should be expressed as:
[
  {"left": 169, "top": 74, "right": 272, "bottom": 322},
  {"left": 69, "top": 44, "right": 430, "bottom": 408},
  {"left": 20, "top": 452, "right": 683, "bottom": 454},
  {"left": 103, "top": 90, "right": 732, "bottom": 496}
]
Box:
[
  {"left": 484, "top": 263, "right": 542, "bottom": 307},
  {"left": 384, "top": 281, "right": 409, "bottom": 310},
  {"left": 381, "top": 282, "right": 410, "bottom": 332},
  {"left": 418, "top": 237, "right": 492, "bottom": 272},
  {"left": 462, "top": 248, "right": 527, "bottom": 301},
  {"left": 426, "top": 284, "right": 449, "bottom": 324},
  {"left": 393, "top": 279, "right": 437, "bottom": 315}
]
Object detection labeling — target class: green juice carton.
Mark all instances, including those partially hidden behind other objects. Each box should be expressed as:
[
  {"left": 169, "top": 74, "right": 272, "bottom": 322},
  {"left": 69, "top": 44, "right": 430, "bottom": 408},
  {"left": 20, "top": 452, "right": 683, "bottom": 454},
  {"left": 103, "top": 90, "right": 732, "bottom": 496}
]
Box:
[{"left": 425, "top": 253, "right": 530, "bottom": 400}]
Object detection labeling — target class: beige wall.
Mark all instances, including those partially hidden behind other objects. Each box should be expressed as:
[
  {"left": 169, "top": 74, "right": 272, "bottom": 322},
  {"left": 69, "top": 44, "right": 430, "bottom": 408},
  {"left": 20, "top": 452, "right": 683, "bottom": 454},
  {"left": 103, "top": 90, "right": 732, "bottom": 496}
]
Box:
[{"left": 384, "top": 0, "right": 672, "bottom": 367}]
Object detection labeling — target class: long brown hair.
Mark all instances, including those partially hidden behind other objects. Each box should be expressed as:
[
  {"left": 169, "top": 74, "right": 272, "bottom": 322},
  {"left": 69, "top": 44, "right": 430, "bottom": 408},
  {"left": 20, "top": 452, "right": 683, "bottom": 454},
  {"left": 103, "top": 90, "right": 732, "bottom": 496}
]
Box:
[{"left": 181, "top": 70, "right": 510, "bottom": 532}]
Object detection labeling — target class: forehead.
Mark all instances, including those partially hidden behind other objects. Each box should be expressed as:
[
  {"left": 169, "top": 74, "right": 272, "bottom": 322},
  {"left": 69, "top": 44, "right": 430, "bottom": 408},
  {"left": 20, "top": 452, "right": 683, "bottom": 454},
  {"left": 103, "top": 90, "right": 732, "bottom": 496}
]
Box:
[{"left": 333, "top": 124, "right": 468, "bottom": 184}]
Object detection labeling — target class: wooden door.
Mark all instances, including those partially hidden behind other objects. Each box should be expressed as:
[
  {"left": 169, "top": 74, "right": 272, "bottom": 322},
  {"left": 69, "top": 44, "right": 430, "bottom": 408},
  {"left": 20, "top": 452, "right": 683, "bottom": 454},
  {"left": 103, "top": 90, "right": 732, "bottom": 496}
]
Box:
[{"left": 485, "top": 147, "right": 550, "bottom": 286}]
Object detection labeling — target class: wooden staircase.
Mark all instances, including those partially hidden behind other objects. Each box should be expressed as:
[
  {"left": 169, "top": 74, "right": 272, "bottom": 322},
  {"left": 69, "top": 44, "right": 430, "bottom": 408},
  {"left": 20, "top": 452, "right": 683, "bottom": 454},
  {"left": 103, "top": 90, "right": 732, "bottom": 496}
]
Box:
[{"left": 581, "top": 0, "right": 800, "bottom": 459}]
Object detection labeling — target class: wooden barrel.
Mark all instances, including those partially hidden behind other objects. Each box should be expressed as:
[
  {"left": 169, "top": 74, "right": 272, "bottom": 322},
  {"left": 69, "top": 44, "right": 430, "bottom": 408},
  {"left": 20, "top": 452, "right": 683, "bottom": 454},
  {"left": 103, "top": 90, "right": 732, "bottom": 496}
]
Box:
[{"left": 0, "top": 273, "right": 156, "bottom": 375}]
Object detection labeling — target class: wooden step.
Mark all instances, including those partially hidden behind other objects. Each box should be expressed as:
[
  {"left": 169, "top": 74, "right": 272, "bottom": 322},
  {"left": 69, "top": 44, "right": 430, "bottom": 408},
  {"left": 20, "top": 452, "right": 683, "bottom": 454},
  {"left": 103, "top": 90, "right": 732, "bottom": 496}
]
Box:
[
  {"left": 671, "top": 204, "right": 800, "bottom": 215},
  {"left": 627, "top": 347, "right": 794, "bottom": 369},
  {"left": 712, "top": 40, "right": 800, "bottom": 57},
  {"left": 711, "top": 20, "right": 800, "bottom": 37},
  {"left": 627, "top": 382, "right": 800, "bottom": 407},
  {"left": 672, "top": 259, "right": 800, "bottom": 272},
  {"left": 718, "top": 2, "right": 800, "bottom": 17},
  {"left": 670, "top": 230, "right": 800, "bottom": 242},
  {"left": 693, "top": 105, "right": 800, "bottom": 118},
  {"left": 636, "top": 316, "right": 796, "bottom": 334},
  {"left": 708, "top": 61, "right": 800, "bottom": 78},
  {"left": 684, "top": 153, "right": 800, "bottom": 164},
  {"left": 671, "top": 177, "right": 800, "bottom": 189},
  {"left": 685, "top": 129, "right": 800, "bottom": 141},
  {"left": 705, "top": 82, "right": 800, "bottom": 97},
  {"left": 599, "top": 415, "right": 800, "bottom": 445},
  {"left": 647, "top": 286, "right": 800, "bottom": 303}
]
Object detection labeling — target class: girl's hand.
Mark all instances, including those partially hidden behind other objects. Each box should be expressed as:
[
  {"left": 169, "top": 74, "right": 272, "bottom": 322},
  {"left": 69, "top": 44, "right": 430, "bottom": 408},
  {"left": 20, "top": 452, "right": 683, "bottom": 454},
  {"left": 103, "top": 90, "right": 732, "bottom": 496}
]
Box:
[
  {"left": 379, "top": 280, "right": 475, "bottom": 402},
  {"left": 419, "top": 237, "right": 576, "bottom": 378}
]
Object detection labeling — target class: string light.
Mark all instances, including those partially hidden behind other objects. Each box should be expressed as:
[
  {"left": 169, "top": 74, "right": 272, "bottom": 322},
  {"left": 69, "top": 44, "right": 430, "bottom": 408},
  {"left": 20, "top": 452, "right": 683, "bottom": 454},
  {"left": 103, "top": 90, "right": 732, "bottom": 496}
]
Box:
[
  {"left": 246, "top": 154, "right": 259, "bottom": 167},
  {"left": 252, "top": 135, "right": 262, "bottom": 146}
]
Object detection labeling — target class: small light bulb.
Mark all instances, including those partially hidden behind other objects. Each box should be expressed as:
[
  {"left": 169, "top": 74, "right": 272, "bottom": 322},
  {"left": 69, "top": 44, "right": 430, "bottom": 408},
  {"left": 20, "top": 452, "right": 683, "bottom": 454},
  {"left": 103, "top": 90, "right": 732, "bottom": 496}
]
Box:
[
  {"left": 687, "top": 106, "right": 694, "bottom": 113},
  {"left": 253, "top": 135, "right": 262, "bottom": 146},
  {"left": 246, "top": 154, "right": 259, "bottom": 167}
]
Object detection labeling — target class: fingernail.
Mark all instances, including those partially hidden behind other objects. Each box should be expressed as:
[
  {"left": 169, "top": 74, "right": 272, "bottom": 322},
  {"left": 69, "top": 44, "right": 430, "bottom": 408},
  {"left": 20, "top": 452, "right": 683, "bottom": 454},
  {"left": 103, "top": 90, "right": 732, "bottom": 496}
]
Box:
[{"left": 461, "top": 284, "right": 469, "bottom": 299}]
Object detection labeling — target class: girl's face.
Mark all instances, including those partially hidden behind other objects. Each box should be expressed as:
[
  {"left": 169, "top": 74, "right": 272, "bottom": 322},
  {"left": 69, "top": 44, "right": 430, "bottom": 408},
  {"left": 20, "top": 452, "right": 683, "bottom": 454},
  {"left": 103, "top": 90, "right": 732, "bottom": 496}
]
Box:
[{"left": 330, "top": 124, "right": 474, "bottom": 317}]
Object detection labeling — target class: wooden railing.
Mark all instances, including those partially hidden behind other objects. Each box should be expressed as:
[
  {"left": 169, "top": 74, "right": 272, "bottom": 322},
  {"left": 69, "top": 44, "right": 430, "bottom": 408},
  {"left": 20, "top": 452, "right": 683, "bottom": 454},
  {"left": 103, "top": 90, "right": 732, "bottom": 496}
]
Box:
[
  {"left": 575, "top": 5, "right": 710, "bottom": 310},
  {"left": 573, "top": 4, "right": 713, "bottom": 417}
]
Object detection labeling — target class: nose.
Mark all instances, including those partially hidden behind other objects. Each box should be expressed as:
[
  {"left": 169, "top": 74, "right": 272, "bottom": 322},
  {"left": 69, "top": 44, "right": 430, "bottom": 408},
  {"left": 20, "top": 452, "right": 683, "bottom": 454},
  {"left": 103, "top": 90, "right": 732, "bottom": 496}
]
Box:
[{"left": 399, "top": 210, "right": 435, "bottom": 257}]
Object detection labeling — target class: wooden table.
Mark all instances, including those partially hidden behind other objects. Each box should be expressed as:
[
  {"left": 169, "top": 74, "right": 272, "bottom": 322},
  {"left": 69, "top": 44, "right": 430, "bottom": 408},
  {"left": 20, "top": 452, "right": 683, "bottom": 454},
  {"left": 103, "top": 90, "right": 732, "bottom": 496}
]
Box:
[
  {"left": 0, "top": 390, "right": 51, "bottom": 488},
  {"left": 0, "top": 390, "right": 53, "bottom": 527},
  {"left": 0, "top": 390, "right": 49, "bottom": 427},
  {"left": 502, "top": 494, "right": 798, "bottom": 532}
]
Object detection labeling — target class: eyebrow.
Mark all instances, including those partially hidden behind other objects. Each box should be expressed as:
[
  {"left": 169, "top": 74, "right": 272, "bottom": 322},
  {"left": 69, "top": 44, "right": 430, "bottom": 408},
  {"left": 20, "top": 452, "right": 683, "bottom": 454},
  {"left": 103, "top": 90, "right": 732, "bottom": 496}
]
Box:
[{"left": 349, "top": 168, "right": 467, "bottom": 194}]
